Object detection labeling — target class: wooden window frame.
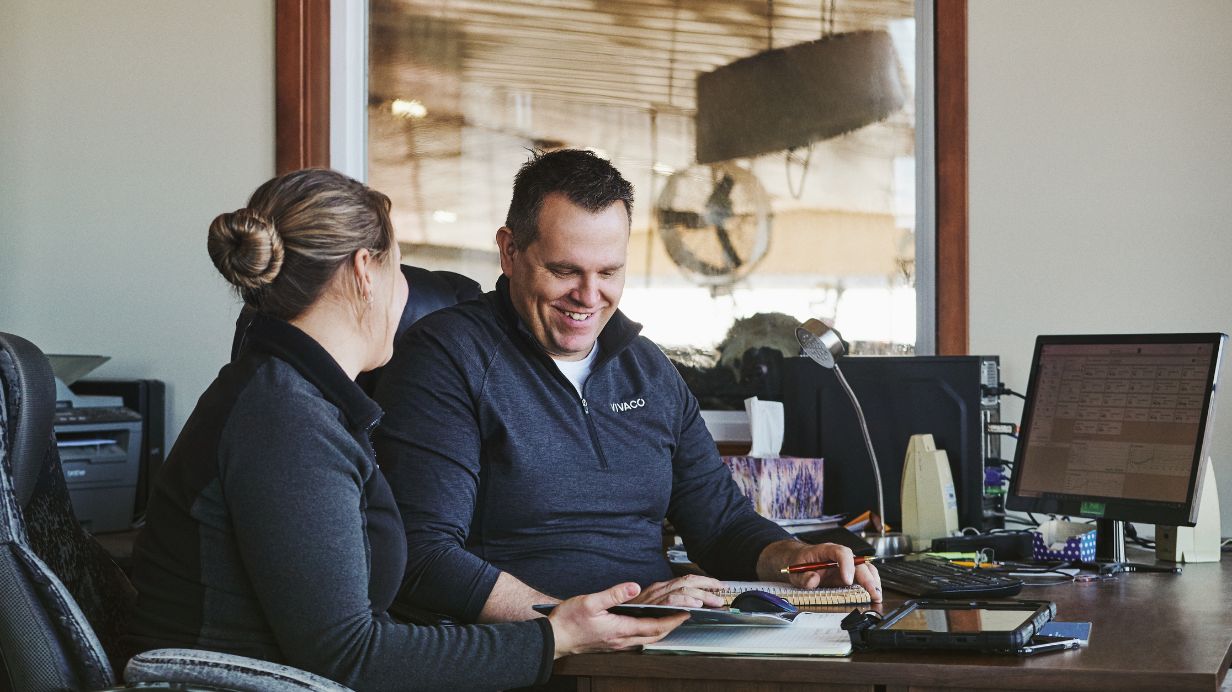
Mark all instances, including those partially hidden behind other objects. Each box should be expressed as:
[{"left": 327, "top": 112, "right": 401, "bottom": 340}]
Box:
[
  {"left": 934, "top": 0, "right": 967, "bottom": 355},
  {"left": 274, "top": 0, "right": 968, "bottom": 353},
  {"left": 275, "top": 0, "right": 330, "bottom": 174}
]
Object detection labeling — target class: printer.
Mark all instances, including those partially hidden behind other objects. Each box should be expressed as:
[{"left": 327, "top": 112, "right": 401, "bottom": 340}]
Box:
[{"left": 48, "top": 355, "right": 142, "bottom": 533}]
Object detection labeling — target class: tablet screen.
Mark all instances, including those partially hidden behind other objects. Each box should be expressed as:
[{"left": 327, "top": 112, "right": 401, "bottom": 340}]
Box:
[{"left": 886, "top": 606, "right": 1035, "bottom": 633}]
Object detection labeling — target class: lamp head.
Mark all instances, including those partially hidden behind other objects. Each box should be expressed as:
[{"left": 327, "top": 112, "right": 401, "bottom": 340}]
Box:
[{"left": 796, "top": 318, "right": 845, "bottom": 369}]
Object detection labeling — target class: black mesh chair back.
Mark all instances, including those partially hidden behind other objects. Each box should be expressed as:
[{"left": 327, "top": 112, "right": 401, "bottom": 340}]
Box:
[
  {"left": 0, "top": 331, "right": 137, "bottom": 690},
  {"left": 0, "top": 332, "right": 356, "bottom": 692}
]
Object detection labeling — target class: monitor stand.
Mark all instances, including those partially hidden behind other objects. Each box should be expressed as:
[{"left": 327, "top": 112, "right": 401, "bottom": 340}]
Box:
[
  {"left": 1092, "top": 519, "right": 1180, "bottom": 575},
  {"left": 1094, "top": 518, "right": 1125, "bottom": 563}
]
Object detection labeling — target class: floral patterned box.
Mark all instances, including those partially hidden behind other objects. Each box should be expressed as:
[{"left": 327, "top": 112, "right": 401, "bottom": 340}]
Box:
[{"left": 722, "top": 455, "right": 825, "bottom": 520}]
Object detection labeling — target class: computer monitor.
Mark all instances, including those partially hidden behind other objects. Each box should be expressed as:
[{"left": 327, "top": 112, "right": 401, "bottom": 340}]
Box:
[
  {"left": 780, "top": 355, "right": 1002, "bottom": 531},
  {"left": 1006, "top": 334, "right": 1226, "bottom": 561}
]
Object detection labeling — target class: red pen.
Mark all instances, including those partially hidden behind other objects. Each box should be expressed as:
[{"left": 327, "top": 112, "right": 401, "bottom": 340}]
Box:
[{"left": 779, "top": 555, "right": 877, "bottom": 574}]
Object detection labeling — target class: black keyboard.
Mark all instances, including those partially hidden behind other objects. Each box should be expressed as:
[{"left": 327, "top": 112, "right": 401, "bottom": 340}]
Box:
[{"left": 876, "top": 557, "right": 1024, "bottom": 598}]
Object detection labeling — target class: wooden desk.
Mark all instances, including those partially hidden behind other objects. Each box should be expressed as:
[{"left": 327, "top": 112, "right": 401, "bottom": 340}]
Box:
[{"left": 554, "top": 558, "right": 1232, "bottom": 691}]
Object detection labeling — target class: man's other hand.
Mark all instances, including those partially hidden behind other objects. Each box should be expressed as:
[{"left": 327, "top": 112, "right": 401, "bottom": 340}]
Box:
[{"left": 626, "top": 574, "right": 726, "bottom": 608}]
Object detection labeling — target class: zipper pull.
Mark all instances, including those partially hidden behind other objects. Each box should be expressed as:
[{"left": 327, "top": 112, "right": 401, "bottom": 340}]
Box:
[{"left": 581, "top": 398, "right": 590, "bottom": 415}]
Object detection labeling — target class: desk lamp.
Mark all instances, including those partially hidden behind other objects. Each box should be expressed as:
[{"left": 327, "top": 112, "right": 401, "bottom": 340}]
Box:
[{"left": 795, "top": 319, "right": 911, "bottom": 557}]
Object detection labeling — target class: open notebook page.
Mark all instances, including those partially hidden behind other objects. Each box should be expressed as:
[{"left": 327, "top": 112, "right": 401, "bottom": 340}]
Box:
[{"left": 643, "top": 612, "right": 852, "bottom": 656}]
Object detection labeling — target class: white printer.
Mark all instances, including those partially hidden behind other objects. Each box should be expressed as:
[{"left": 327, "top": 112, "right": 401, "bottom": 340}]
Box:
[{"left": 48, "top": 355, "right": 142, "bottom": 534}]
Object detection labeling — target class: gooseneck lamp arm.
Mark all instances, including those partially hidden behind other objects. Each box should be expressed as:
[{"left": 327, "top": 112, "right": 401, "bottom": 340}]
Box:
[
  {"left": 795, "top": 319, "right": 886, "bottom": 537},
  {"left": 830, "top": 365, "right": 886, "bottom": 536}
]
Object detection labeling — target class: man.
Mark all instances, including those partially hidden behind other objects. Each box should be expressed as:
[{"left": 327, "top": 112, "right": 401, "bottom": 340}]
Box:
[{"left": 374, "top": 149, "right": 881, "bottom": 624}]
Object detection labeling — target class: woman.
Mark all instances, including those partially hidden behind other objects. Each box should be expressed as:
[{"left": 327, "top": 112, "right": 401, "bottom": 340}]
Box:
[{"left": 125, "top": 169, "right": 684, "bottom": 690}]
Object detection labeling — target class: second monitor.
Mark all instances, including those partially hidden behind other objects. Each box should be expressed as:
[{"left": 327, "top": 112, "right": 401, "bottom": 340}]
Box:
[{"left": 1006, "top": 333, "right": 1225, "bottom": 556}]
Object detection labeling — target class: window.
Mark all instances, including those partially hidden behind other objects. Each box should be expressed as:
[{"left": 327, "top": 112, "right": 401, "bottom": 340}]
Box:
[{"left": 274, "top": 0, "right": 969, "bottom": 356}]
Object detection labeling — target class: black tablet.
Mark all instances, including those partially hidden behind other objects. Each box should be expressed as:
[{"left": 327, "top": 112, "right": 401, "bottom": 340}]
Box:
[
  {"left": 843, "top": 599, "right": 1055, "bottom": 653},
  {"left": 531, "top": 603, "right": 794, "bottom": 626}
]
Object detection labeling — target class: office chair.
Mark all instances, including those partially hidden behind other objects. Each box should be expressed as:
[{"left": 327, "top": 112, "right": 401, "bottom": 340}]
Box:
[
  {"left": 0, "top": 331, "right": 352, "bottom": 692},
  {"left": 231, "top": 264, "right": 482, "bottom": 393}
]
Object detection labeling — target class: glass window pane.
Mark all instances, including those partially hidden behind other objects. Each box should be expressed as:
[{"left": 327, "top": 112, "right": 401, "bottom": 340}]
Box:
[{"left": 369, "top": 0, "right": 919, "bottom": 364}]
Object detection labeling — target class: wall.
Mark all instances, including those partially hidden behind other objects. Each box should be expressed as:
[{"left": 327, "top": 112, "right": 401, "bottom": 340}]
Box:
[
  {"left": 0, "top": 2, "right": 275, "bottom": 445},
  {"left": 968, "top": 1, "right": 1232, "bottom": 537}
]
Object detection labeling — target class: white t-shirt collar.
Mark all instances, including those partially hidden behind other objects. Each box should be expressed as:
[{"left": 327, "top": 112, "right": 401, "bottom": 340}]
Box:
[{"left": 553, "top": 343, "right": 600, "bottom": 395}]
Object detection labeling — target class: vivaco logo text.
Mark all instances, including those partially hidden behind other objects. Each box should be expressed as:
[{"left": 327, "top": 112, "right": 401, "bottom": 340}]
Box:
[{"left": 610, "top": 398, "right": 646, "bottom": 412}]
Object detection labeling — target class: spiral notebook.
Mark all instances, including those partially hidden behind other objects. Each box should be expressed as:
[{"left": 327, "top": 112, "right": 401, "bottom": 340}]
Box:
[{"left": 716, "top": 581, "right": 871, "bottom": 606}]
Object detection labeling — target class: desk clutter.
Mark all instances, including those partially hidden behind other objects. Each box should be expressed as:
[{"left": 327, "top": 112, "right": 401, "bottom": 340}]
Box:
[
  {"left": 642, "top": 593, "right": 1088, "bottom": 658},
  {"left": 652, "top": 533, "right": 1181, "bottom": 659}
]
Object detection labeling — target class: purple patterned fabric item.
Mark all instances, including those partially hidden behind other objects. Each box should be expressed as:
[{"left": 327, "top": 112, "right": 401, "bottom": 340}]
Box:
[{"left": 722, "top": 455, "right": 825, "bottom": 519}]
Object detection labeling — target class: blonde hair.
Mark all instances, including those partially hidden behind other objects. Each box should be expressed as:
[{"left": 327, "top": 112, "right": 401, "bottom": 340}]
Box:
[{"left": 207, "top": 169, "right": 395, "bottom": 320}]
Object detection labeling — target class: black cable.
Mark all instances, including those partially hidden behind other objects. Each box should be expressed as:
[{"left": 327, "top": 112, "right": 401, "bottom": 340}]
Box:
[
  {"left": 784, "top": 145, "right": 812, "bottom": 199},
  {"left": 982, "top": 383, "right": 1028, "bottom": 400},
  {"left": 1123, "top": 522, "right": 1156, "bottom": 549},
  {"left": 766, "top": 0, "right": 774, "bottom": 49},
  {"left": 1019, "top": 564, "right": 1082, "bottom": 586},
  {"left": 1015, "top": 566, "right": 1077, "bottom": 586}
]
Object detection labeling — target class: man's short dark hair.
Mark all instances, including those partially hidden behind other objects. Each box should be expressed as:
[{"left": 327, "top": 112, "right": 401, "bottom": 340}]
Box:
[{"left": 504, "top": 149, "right": 634, "bottom": 250}]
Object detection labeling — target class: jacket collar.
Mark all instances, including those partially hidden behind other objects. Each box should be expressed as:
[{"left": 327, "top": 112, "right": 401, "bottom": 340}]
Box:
[
  {"left": 244, "top": 313, "right": 384, "bottom": 432},
  {"left": 492, "top": 274, "right": 642, "bottom": 363}
]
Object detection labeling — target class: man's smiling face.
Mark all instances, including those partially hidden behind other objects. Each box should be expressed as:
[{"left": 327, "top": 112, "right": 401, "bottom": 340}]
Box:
[{"left": 497, "top": 192, "right": 629, "bottom": 361}]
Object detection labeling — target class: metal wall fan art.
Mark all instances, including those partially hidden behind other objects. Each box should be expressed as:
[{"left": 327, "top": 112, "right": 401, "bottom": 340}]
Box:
[{"left": 654, "top": 164, "right": 772, "bottom": 287}]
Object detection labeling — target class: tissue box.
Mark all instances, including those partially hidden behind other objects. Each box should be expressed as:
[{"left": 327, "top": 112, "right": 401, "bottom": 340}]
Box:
[
  {"left": 722, "top": 456, "right": 824, "bottom": 519},
  {"left": 1031, "top": 520, "right": 1097, "bottom": 562}
]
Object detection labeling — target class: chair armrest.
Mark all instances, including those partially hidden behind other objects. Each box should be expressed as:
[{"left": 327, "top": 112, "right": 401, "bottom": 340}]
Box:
[{"left": 124, "top": 648, "right": 354, "bottom": 692}]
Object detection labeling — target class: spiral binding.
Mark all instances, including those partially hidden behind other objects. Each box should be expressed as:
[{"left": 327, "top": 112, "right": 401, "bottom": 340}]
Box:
[{"left": 716, "top": 583, "right": 871, "bottom": 606}]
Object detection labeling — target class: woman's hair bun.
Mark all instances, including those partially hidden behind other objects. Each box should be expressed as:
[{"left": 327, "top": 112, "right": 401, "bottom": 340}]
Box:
[{"left": 207, "top": 208, "right": 285, "bottom": 289}]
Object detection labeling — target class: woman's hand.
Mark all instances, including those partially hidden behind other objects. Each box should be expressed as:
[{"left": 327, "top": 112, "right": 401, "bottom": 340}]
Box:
[{"left": 548, "top": 582, "right": 688, "bottom": 658}]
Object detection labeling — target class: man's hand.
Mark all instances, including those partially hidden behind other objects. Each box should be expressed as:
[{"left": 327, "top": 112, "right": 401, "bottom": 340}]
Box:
[
  {"left": 548, "top": 583, "right": 689, "bottom": 658},
  {"left": 755, "top": 539, "right": 882, "bottom": 602},
  {"left": 626, "top": 574, "right": 726, "bottom": 608}
]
